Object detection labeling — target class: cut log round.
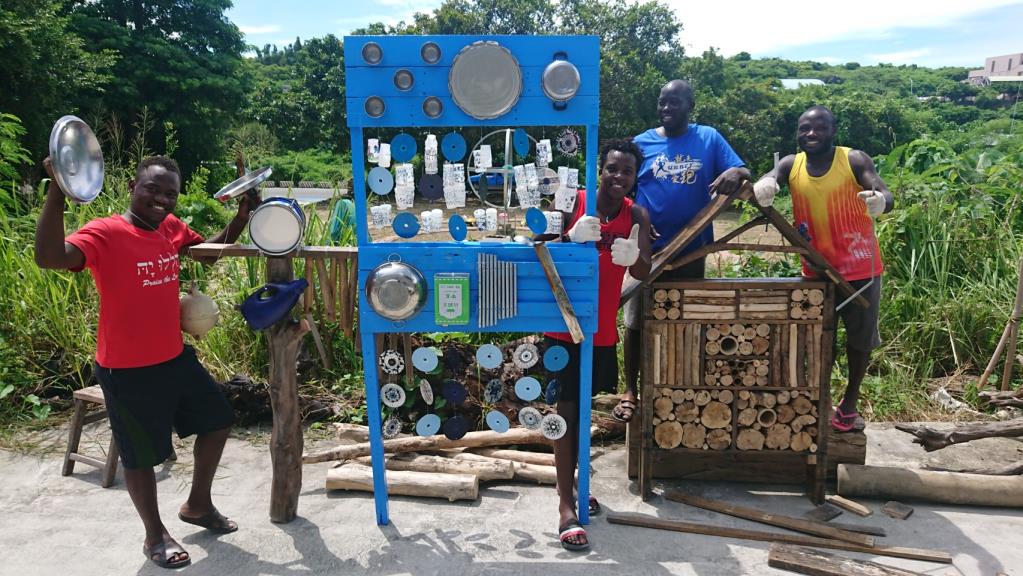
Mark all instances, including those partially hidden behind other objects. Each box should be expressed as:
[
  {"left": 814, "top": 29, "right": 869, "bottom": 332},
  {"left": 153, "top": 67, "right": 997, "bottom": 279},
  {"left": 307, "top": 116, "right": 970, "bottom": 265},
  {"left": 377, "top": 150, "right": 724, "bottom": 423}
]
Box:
[
  {"left": 755, "top": 376, "right": 769, "bottom": 386},
  {"left": 766, "top": 424, "right": 793, "bottom": 450},
  {"left": 718, "top": 390, "right": 734, "bottom": 404},
  {"left": 681, "top": 423, "right": 707, "bottom": 449},
  {"left": 667, "top": 307, "right": 681, "bottom": 320},
  {"left": 675, "top": 401, "right": 699, "bottom": 423},
  {"left": 653, "top": 289, "right": 668, "bottom": 303},
  {"left": 743, "top": 327, "right": 757, "bottom": 340},
  {"left": 807, "top": 289, "right": 824, "bottom": 305},
  {"left": 653, "top": 416, "right": 662, "bottom": 426},
  {"left": 706, "top": 341, "right": 721, "bottom": 355},
  {"left": 707, "top": 429, "right": 730, "bottom": 450},
  {"left": 711, "top": 390, "right": 720, "bottom": 399},
  {"left": 737, "top": 428, "right": 766, "bottom": 451},
  {"left": 752, "top": 337, "right": 770, "bottom": 355},
  {"left": 776, "top": 390, "right": 791, "bottom": 404},
  {"left": 755, "top": 364, "right": 770, "bottom": 377},
  {"left": 736, "top": 397, "right": 749, "bottom": 409},
  {"left": 671, "top": 389, "right": 687, "bottom": 404},
  {"left": 701, "top": 401, "right": 731, "bottom": 429},
  {"left": 790, "top": 431, "right": 813, "bottom": 452},
  {"left": 667, "top": 288, "right": 681, "bottom": 302},
  {"left": 731, "top": 323, "right": 745, "bottom": 337},
  {"left": 776, "top": 404, "right": 796, "bottom": 424},
  {"left": 738, "top": 390, "right": 751, "bottom": 400},
  {"left": 684, "top": 389, "right": 695, "bottom": 400},
  {"left": 706, "top": 327, "right": 721, "bottom": 341},
  {"left": 738, "top": 341, "right": 754, "bottom": 355},
  {"left": 790, "top": 305, "right": 804, "bottom": 319},
  {"left": 759, "top": 392, "right": 777, "bottom": 409},
  {"left": 791, "top": 415, "right": 817, "bottom": 433},
  {"left": 791, "top": 289, "right": 805, "bottom": 302},
  {"left": 738, "top": 407, "right": 757, "bottom": 426},
  {"left": 742, "top": 374, "right": 756, "bottom": 386},
  {"left": 654, "top": 396, "right": 675, "bottom": 420},
  {"left": 757, "top": 408, "right": 778, "bottom": 427},
  {"left": 756, "top": 323, "right": 771, "bottom": 337},
  {"left": 792, "top": 396, "right": 813, "bottom": 415},
  {"left": 653, "top": 307, "right": 668, "bottom": 320},
  {"left": 805, "top": 305, "right": 822, "bottom": 319},
  {"left": 694, "top": 390, "right": 712, "bottom": 407},
  {"left": 655, "top": 421, "right": 684, "bottom": 449},
  {"left": 719, "top": 336, "right": 738, "bottom": 355},
  {"left": 720, "top": 374, "right": 734, "bottom": 386}
]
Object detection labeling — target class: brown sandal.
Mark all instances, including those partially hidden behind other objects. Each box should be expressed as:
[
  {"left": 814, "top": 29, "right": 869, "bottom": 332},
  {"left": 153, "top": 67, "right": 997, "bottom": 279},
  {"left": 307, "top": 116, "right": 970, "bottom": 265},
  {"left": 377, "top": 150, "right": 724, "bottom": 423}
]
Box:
[
  {"left": 178, "top": 506, "right": 238, "bottom": 534},
  {"left": 143, "top": 538, "right": 191, "bottom": 569}
]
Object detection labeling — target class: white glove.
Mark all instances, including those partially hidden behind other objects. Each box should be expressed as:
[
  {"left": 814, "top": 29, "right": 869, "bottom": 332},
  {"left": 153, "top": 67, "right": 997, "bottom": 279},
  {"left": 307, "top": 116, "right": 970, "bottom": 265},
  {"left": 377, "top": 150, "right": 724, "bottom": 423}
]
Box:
[
  {"left": 753, "top": 177, "right": 778, "bottom": 207},
  {"left": 567, "top": 215, "right": 601, "bottom": 243},
  {"left": 857, "top": 190, "right": 885, "bottom": 218},
  {"left": 611, "top": 224, "right": 641, "bottom": 267}
]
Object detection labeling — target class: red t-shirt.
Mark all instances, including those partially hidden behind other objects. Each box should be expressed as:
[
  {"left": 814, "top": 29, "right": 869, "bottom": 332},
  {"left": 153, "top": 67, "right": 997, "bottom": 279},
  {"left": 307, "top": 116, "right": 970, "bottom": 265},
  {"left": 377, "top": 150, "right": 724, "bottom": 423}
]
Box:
[
  {"left": 66, "top": 214, "right": 204, "bottom": 368},
  {"left": 547, "top": 191, "right": 634, "bottom": 347}
]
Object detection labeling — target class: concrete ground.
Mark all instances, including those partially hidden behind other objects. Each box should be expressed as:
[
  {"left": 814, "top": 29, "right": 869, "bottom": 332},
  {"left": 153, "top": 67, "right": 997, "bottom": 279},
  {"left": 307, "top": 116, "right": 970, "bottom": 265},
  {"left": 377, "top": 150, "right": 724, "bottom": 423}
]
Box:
[{"left": 2, "top": 422, "right": 1020, "bottom": 576}]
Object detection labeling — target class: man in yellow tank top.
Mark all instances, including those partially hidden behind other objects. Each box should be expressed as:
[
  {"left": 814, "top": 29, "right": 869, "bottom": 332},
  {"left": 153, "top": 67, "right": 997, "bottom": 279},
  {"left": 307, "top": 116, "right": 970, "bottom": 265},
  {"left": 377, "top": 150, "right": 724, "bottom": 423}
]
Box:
[{"left": 752, "top": 105, "right": 894, "bottom": 432}]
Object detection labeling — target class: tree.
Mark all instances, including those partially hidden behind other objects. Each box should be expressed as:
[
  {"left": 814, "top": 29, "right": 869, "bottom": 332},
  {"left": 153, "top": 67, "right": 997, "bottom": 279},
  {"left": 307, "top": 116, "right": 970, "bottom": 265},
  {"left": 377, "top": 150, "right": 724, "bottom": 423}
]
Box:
[{"left": 68, "top": 0, "right": 248, "bottom": 177}]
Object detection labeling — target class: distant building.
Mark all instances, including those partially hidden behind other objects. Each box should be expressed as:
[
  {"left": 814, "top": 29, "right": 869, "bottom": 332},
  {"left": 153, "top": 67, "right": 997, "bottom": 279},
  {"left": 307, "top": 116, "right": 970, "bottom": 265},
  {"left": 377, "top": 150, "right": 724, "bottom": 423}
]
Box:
[
  {"left": 779, "top": 78, "right": 825, "bottom": 90},
  {"left": 968, "top": 53, "right": 1023, "bottom": 85}
]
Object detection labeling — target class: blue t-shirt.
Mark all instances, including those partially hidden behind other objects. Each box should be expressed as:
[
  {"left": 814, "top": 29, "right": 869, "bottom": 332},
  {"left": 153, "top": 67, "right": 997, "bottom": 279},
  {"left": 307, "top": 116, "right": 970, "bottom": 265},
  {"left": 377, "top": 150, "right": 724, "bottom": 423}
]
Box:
[{"left": 634, "top": 124, "right": 745, "bottom": 252}]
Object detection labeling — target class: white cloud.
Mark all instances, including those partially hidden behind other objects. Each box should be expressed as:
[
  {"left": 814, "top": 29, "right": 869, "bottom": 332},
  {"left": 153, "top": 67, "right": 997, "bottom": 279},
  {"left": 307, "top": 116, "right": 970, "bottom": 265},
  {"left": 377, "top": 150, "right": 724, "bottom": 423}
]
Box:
[
  {"left": 869, "top": 48, "right": 932, "bottom": 63},
  {"left": 664, "top": 0, "right": 1022, "bottom": 57},
  {"left": 239, "top": 24, "right": 281, "bottom": 35}
]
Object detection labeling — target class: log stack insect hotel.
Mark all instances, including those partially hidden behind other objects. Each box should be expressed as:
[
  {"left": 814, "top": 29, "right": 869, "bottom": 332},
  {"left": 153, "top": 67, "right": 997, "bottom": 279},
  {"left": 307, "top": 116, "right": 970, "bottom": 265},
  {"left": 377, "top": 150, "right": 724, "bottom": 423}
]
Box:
[
  {"left": 346, "top": 35, "right": 602, "bottom": 525},
  {"left": 627, "top": 187, "right": 868, "bottom": 503}
]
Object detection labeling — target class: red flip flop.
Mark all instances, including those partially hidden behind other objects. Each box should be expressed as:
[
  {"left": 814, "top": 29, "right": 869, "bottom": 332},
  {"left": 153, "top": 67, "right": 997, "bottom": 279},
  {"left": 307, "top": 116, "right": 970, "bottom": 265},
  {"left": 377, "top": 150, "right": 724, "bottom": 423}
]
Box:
[{"left": 831, "top": 407, "right": 865, "bottom": 432}]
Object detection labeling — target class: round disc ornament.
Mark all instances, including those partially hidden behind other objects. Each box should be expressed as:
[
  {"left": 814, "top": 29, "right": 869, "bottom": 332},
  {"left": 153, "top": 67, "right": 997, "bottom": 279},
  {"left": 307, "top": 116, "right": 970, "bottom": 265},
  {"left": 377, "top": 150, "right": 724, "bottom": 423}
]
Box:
[
  {"left": 513, "top": 128, "right": 530, "bottom": 156},
  {"left": 483, "top": 379, "right": 503, "bottom": 404},
  {"left": 443, "top": 415, "right": 469, "bottom": 440},
  {"left": 380, "top": 383, "right": 406, "bottom": 408},
  {"left": 545, "top": 379, "right": 560, "bottom": 405},
  {"left": 441, "top": 132, "right": 467, "bottom": 162},
  {"left": 543, "top": 345, "right": 569, "bottom": 372},
  {"left": 441, "top": 379, "right": 467, "bottom": 405},
  {"left": 448, "top": 214, "right": 468, "bottom": 241},
  {"left": 525, "top": 208, "right": 548, "bottom": 236},
  {"left": 379, "top": 349, "right": 405, "bottom": 375},
  {"left": 476, "top": 344, "right": 503, "bottom": 370},
  {"left": 416, "top": 413, "right": 441, "bottom": 436},
  {"left": 48, "top": 115, "right": 105, "bottom": 204},
  {"left": 412, "top": 347, "right": 439, "bottom": 373},
  {"left": 448, "top": 41, "right": 522, "bottom": 120},
  {"left": 392, "top": 212, "right": 420, "bottom": 239},
  {"left": 515, "top": 376, "right": 541, "bottom": 402},
  {"left": 390, "top": 133, "right": 417, "bottom": 162},
  {"left": 540, "top": 413, "right": 568, "bottom": 440},
  {"left": 419, "top": 378, "right": 434, "bottom": 405},
  {"left": 486, "top": 410, "right": 510, "bottom": 433},
  {"left": 382, "top": 416, "right": 403, "bottom": 439},
  {"left": 513, "top": 343, "right": 540, "bottom": 369},
  {"left": 538, "top": 167, "right": 560, "bottom": 196},
  {"left": 556, "top": 128, "right": 581, "bottom": 156},
  {"left": 518, "top": 407, "right": 542, "bottom": 430},
  {"left": 368, "top": 167, "right": 394, "bottom": 195},
  {"left": 418, "top": 173, "right": 443, "bottom": 200}
]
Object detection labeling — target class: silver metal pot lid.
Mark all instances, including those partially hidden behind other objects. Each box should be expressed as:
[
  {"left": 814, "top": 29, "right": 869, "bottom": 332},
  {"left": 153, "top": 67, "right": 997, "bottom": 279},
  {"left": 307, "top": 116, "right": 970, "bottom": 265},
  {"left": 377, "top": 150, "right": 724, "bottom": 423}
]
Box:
[
  {"left": 214, "top": 166, "right": 272, "bottom": 202},
  {"left": 48, "top": 115, "right": 104, "bottom": 204},
  {"left": 448, "top": 41, "right": 522, "bottom": 120},
  {"left": 366, "top": 261, "right": 428, "bottom": 321}
]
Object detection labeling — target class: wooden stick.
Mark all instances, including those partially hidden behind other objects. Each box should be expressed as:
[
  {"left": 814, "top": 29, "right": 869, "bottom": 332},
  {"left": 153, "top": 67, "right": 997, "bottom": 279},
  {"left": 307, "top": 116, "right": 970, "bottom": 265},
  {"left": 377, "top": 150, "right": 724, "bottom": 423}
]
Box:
[
  {"left": 605, "top": 512, "right": 952, "bottom": 564},
  {"left": 470, "top": 448, "right": 555, "bottom": 466},
  {"left": 336, "top": 257, "right": 349, "bottom": 330},
  {"left": 303, "top": 258, "right": 314, "bottom": 314},
  {"left": 303, "top": 427, "right": 551, "bottom": 463},
  {"left": 789, "top": 325, "right": 798, "bottom": 387},
  {"left": 1000, "top": 256, "right": 1023, "bottom": 390},
  {"left": 345, "top": 255, "right": 358, "bottom": 338},
  {"left": 796, "top": 324, "right": 807, "bottom": 387},
  {"left": 894, "top": 419, "right": 1023, "bottom": 451},
  {"left": 315, "top": 258, "right": 336, "bottom": 320},
  {"left": 304, "top": 313, "right": 332, "bottom": 370},
  {"left": 452, "top": 452, "right": 558, "bottom": 484},
  {"left": 664, "top": 491, "right": 874, "bottom": 546},
  {"left": 826, "top": 495, "right": 872, "bottom": 517},
  {"left": 838, "top": 463, "right": 1023, "bottom": 507},
  {"left": 768, "top": 544, "right": 927, "bottom": 576},
  {"left": 329, "top": 256, "right": 339, "bottom": 322},
  {"left": 327, "top": 463, "right": 478, "bottom": 501},
  {"left": 979, "top": 322, "right": 1012, "bottom": 389},
  {"left": 667, "top": 320, "right": 677, "bottom": 387},
  {"left": 534, "top": 242, "right": 584, "bottom": 343},
  {"left": 676, "top": 324, "right": 686, "bottom": 387},
  {"left": 353, "top": 453, "right": 514, "bottom": 482}
]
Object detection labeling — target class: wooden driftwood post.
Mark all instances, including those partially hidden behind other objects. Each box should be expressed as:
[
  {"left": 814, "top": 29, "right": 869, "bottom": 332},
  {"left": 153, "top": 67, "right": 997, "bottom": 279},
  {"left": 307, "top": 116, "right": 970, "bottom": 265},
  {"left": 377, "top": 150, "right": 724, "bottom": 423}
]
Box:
[{"left": 266, "top": 257, "right": 309, "bottom": 523}]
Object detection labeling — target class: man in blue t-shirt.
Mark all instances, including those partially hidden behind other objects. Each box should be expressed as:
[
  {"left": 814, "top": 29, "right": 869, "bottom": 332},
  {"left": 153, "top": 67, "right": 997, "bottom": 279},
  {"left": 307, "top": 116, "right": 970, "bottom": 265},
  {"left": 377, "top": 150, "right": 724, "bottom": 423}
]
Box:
[{"left": 614, "top": 79, "right": 749, "bottom": 423}]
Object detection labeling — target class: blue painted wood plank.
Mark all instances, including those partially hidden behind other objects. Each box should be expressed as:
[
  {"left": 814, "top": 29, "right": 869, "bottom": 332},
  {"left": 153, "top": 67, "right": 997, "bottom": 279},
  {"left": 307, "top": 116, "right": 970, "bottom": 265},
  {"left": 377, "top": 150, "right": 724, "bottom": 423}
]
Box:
[
  {"left": 346, "top": 66, "right": 599, "bottom": 99},
  {"left": 344, "top": 35, "right": 600, "bottom": 68},
  {"left": 348, "top": 95, "right": 599, "bottom": 127}
]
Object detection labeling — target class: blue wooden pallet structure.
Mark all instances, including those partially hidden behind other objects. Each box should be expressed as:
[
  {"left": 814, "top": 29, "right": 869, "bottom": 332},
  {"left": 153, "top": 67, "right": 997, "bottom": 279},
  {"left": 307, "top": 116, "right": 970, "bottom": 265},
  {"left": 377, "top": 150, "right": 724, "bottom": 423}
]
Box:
[{"left": 346, "top": 34, "right": 601, "bottom": 526}]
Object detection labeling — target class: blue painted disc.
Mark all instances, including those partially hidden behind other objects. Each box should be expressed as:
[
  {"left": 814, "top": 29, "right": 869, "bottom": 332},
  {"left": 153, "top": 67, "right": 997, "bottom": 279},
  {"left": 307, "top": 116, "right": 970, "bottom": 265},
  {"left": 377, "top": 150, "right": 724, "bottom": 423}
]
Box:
[
  {"left": 515, "top": 376, "right": 541, "bottom": 402},
  {"left": 442, "top": 379, "right": 467, "bottom": 405},
  {"left": 513, "top": 128, "right": 530, "bottom": 156},
  {"left": 392, "top": 212, "right": 419, "bottom": 238},
  {"left": 415, "top": 413, "right": 441, "bottom": 436},
  {"left": 448, "top": 214, "right": 467, "bottom": 241},
  {"left": 412, "top": 347, "right": 439, "bottom": 372},
  {"left": 391, "top": 133, "right": 417, "bottom": 162},
  {"left": 485, "top": 410, "right": 510, "bottom": 433},
  {"left": 367, "top": 167, "right": 394, "bottom": 195},
  {"left": 545, "top": 379, "right": 560, "bottom": 405},
  {"left": 441, "top": 132, "right": 466, "bottom": 162},
  {"left": 476, "top": 344, "right": 502, "bottom": 370},
  {"left": 443, "top": 415, "right": 469, "bottom": 440},
  {"left": 525, "top": 208, "right": 548, "bottom": 236},
  {"left": 543, "top": 345, "right": 570, "bottom": 372}
]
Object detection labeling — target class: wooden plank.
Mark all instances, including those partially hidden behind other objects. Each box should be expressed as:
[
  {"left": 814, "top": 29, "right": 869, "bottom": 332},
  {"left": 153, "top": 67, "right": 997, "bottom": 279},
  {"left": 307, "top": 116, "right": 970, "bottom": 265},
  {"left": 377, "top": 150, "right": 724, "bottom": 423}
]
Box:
[
  {"left": 826, "top": 521, "right": 886, "bottom": 537},
  {"left": 189, "top": 243, "right": 357, "bottom": 259},
  {"left": 315, "top": 258, "right": 336, "bottom": 320},
  {"left": 303, "top": 426, "right": 551, "bottom": 463},
  {"left": 605, "top": 512, "right": 952, "bottom": 564},
  {"left": 789, "top": 325, "right": 798, "bottom": 387},
  {"left": 768, "top": 544, "right": 928, "bottom": 576},
  {"left": 686, "top": 289, "right": 738, "bottom": 298},
  {"left": 771, "top": 324, "right": 781, "bottom": 386},
  {"left": 660, "top": 325, "right": 669, "bottom": 386},
  {"left": 676, "top": 324, "right": 686, "bottom": 387},
  {"left": 534, "top": 242, "right": 584, "bottom": 343},
  {"left": 303, "top": 258, "right": 314, "bottom": 314},
  {"left": 796, "top": 324, "right": 807, "bottom": 387},
  {"left": 698, "top": 322, "right": 707, "bottom": 386},
  {"left": 882, "top": 501, "right": 914, "bottom": 520},
  {"left": 327, "top": 463, "right": 478, "bottom": 501},
  {"left": 826, "top": 495, "right": 872, "bottom": 517},
  {"left": 664, "top": 491, "right": 875, "bottom": 547},
  {"left": 667, "top": 321, "right": 677, "bottom": 387},
  {"left": 345, "top": 256, "right": 358, "bottom": 338}
]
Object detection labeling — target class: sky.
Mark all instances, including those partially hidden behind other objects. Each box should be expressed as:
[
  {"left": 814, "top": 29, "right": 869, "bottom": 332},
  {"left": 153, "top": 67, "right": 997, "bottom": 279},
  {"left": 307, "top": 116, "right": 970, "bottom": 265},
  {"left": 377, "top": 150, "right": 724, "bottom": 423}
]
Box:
[{"left": 226, "top": 0, "right": 1023, "bottom": 68}]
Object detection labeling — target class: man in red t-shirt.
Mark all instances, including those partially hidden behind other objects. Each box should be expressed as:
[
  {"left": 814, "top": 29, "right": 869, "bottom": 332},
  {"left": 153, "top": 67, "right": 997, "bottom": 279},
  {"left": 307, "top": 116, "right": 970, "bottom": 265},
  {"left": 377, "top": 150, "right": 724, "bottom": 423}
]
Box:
[
  {"left": 542, "top": 139, "right": 652, "bottom": 551},
  {"left": 35, "top": 155, "right": 257, "bottom": 569}
]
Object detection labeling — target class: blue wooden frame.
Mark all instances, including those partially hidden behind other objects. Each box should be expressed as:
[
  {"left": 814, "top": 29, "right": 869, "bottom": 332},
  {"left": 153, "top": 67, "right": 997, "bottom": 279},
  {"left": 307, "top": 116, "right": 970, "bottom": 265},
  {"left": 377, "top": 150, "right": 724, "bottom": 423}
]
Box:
[{"left": 346, "top": 35, "right": 600, "bottom": 526}]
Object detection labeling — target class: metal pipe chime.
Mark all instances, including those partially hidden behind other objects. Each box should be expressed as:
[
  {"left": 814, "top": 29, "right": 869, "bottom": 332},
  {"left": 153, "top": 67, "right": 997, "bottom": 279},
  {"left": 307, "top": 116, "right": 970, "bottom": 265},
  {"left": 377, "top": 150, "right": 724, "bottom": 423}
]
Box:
[{"left": 478, "top": 253, "right": 518, "bottom": 328}]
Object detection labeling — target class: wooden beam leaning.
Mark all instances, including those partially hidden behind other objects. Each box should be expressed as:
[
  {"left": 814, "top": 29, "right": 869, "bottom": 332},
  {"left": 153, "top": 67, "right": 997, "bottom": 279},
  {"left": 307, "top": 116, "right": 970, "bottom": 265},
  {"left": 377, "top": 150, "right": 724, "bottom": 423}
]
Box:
[
  {"left": 768, "top": 544, "right": 928, "bottom": 576},
  {"left": 303, "top": 427, "right": 551, "bottom": 463},
  {"left": 605, "top": 512, "right": 952, "bottom": 564},
  {"left": 664, "top": 491, "right": 874, "bottom": 547}
]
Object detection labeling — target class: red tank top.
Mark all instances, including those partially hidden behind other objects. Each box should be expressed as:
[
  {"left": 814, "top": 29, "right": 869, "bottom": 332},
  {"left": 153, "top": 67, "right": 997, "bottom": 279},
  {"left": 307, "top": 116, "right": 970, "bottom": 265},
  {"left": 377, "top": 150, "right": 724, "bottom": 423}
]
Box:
[{"left": 547, "top": 190, "right": 634, "bottom": 346}]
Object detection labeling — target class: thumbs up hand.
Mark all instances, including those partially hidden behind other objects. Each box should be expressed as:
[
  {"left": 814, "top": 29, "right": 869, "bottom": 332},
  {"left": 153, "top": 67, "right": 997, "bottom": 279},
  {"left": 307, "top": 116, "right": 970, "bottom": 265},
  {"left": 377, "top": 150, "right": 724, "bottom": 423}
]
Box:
[{"left": 611, "top": 223, "right": 641, "bottom": 267}]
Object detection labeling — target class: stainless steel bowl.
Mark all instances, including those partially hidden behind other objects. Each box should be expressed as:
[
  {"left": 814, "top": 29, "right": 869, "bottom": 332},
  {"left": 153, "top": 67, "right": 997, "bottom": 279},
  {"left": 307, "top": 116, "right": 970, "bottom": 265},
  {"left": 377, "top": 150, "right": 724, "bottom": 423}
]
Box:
[
  {"left": 366, "top": 261, "right": 428, "bottom": 320},
  {"left": 48, "top": 115, "right": 104, "bottom": 204}
]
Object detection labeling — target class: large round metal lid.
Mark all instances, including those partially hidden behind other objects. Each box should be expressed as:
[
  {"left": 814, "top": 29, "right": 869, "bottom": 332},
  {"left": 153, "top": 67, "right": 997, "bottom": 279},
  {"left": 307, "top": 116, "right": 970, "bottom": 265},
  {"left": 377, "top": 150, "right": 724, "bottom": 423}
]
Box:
[
  {"left": 214, "top": 166, "right": 272, "bottom": 202},
  {"left": 448, "top": 41, "right": 522, "bottom": 120},
  {"left": 366, "top": 261, "right": 428, "bottom": 321},
  {"left": 48, "top": 115, "right": 104, "bottom": 204}
]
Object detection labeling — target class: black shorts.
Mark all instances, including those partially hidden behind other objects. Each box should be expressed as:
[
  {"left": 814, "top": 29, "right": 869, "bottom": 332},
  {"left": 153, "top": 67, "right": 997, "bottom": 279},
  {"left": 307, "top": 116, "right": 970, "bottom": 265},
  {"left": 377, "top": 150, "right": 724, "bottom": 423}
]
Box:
[
  {"left": 95, "top": 345, "right": 234, "bottom": 469},
  {"left": 838, "top": 276, "right": 882, "bottom": 352},
  {"left": 543, "top": 336, "right": 618, "bottom": 404}
]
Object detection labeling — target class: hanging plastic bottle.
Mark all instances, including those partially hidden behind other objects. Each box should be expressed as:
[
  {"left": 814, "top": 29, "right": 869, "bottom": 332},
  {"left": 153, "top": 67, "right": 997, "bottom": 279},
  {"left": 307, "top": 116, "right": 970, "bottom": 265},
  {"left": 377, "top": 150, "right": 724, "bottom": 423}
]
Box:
[{"left": 424, "top": 134, "right": 438, "bottom": 175}]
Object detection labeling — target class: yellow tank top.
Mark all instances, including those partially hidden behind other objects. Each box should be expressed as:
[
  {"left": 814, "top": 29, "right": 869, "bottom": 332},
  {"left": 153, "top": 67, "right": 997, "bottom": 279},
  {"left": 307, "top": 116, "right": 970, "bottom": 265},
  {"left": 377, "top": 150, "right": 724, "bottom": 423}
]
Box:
[{"left": 788, "top": 146, "right": 883, "bottom": 281}]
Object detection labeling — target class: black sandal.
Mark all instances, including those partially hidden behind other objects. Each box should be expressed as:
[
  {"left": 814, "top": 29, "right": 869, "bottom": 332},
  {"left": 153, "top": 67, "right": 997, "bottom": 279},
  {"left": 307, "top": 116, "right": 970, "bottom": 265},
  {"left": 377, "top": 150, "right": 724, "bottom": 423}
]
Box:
[
  {"left": 558, "top": 519, "right": 590, "bottom": 552},
  {"left": 143, "top": 538, "right": 191, "bottom": 569},
  {"left": 588, "top": 495, "right": 601, "bottom": 517},
  {"left": 178, "top": 506, "right": 238, "bottom": 534}
]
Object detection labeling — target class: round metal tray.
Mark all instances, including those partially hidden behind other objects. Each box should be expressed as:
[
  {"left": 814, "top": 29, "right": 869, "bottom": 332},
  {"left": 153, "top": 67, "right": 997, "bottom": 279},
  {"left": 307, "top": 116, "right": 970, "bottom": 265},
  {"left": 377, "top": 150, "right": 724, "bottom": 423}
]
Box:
[
  {"left": 48, "top": 115, "right": 104, "bottom": 204},
  {"left": 214, "top": 166, "right": 272, "bottom": 202}
]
